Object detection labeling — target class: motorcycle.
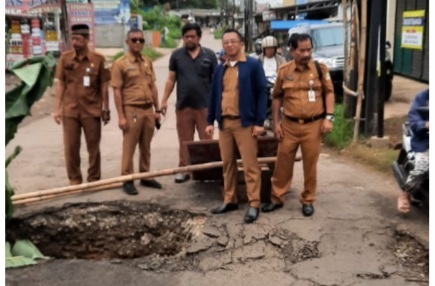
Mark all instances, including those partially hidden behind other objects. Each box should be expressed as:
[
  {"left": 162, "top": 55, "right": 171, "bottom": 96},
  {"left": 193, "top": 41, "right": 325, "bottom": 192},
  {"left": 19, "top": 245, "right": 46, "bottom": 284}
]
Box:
[
  {"left": 392, "top": 106, "right": 429, "bottom": 206},
  {"left": 263, "top": 73, "right": 277, "bottom": 131}
]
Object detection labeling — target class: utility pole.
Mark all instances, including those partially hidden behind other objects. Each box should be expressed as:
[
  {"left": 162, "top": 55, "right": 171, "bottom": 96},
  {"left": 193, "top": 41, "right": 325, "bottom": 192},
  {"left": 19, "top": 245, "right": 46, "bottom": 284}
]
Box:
[
  {"left": 244, "top": 0, "right": 253, "bottom": 52},
  {"left": 232, "top": 0, "right": 235, "bottom": 28},
  {"left": 225, "top": 0, "right": 229, "bottom": 26}
]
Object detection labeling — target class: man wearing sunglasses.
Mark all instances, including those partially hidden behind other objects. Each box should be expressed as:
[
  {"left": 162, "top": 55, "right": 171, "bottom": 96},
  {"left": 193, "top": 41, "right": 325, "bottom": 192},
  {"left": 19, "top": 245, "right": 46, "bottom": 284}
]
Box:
[
  {"left": 161, "top": 23, "right": 218, "bottom": 184},
  {"left": 53, "top": 23, "right": 110, "bottom": 185},
  {"left": 111, "top": 28, "right": 162, "bottom": 195}
]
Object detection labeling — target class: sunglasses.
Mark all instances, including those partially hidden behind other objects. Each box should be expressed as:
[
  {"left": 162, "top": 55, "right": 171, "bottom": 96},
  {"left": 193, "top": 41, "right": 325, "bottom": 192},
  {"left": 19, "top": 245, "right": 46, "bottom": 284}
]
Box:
[{"left": 131, "top": 38, "right": 145, "bottom": 44}]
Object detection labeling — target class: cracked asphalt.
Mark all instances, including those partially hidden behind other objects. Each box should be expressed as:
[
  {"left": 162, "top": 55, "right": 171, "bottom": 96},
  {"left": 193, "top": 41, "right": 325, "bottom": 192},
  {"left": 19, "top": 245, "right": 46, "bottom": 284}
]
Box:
[{"left": 6, "top": 30, "right": 428, "bottom": 286}]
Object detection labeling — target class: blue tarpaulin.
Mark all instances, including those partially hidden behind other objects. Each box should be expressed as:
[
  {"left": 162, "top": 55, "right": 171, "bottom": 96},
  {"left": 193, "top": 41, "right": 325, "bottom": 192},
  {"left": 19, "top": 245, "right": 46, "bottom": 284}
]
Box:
[{"left": 270, "top": 20, "right": 328, "bottom": 31}]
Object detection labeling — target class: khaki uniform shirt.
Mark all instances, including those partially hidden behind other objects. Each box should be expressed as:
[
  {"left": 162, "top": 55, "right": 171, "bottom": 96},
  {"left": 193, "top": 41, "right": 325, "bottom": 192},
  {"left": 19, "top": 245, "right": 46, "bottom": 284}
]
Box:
[
  {"left": 221, "top": 53, "right": 247, "bottom": 116},
  {"left": 55, "top": 50, "right": 110, "bottom": 118},
  {"left": 110, "top": 53, "right": 156, "bottom": 105},
  {"left": 272, "top": 59, "right": 334, "bottom": 118}
]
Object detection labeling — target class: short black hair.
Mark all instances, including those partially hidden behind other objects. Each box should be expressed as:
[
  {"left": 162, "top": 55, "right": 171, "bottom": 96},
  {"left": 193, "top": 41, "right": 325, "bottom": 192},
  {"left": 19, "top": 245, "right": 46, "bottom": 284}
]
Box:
[
  {"left": 127, "top": 28, "right": 144, "bottom": 39},
  {"left": 222, "top": 28, "right": 243, "bottom": 41},
  {"left": 289, "top": 33, "right": 313, "bottom": 49},
  {"left": 182, "top": 23, "right": 202, "bottom": 37}
]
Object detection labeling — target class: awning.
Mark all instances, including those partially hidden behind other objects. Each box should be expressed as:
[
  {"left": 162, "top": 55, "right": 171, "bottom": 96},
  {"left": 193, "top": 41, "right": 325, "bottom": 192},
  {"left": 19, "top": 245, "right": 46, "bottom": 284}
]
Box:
[{"left": 270, "top": 20, "right": 327, "bottom": 31}]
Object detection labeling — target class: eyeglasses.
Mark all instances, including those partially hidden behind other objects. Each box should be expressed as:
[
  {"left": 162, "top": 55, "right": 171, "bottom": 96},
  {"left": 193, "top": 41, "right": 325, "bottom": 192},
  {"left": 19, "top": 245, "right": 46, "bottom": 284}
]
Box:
[
  {"left": 131, "top": 38, "right": 145, "bottom": 44},
  {"left": 223, "top": 39, "right": 240, "bottom": 46}
]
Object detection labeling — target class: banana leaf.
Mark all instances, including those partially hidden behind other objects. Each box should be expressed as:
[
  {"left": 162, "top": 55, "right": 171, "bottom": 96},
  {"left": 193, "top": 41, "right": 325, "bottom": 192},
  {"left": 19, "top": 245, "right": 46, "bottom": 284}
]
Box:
[
  {"left": 5, "top": 54, "right": 56, "bottom": 219},
  {"left": 6, "top": 54, "right": 57, "bottom": 145},
  {"left": 6, "top": 146, "right": 22, "bottom": 220},
  {"left": 12, "top": 240, "right": 49, "bottom": 260},
  {"left": 5, "top": 241, "right": 38, "bottom": 269}
]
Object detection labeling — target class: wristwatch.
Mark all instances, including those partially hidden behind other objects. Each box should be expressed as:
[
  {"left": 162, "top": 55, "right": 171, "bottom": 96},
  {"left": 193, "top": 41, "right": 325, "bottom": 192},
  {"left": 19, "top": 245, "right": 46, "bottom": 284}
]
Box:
[{"left": 326, "top": 114, "right": 335, "bottom": 122}]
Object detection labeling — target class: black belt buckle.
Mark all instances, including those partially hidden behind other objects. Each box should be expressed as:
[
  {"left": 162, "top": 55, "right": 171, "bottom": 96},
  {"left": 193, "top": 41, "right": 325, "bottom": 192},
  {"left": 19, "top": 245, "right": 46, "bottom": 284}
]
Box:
[{"left": 223, "top": 115, "right": 240, "bottom": 120}]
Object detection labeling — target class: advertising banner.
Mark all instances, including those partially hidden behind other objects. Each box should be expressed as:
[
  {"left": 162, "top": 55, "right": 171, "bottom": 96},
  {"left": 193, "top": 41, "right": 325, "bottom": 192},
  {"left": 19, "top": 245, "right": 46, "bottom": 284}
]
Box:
[
  {"left": 401, "top": 10, "right": 425, "bottom": 50},
  {"left": 93, "top": 0, "right": 130, "bottom": 25}
]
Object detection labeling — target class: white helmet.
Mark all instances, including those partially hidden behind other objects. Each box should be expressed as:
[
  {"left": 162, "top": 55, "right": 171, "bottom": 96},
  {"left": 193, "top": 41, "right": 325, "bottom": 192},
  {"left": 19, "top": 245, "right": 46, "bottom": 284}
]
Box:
[{"left": 261, "top": 36, "right": 278, "bottom": 49}]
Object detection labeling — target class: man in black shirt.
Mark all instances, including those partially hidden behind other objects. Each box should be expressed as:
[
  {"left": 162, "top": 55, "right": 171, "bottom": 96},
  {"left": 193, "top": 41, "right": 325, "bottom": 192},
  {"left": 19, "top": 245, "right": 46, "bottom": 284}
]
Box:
[{"left": 161, "top": 23, "right": 218, "bottom": 183}]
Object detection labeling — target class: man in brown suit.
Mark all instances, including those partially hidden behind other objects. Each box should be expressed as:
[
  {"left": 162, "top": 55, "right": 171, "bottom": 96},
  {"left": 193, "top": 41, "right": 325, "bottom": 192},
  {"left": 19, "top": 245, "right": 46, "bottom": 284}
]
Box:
[
  {"left": 206, "top": 29, "right": 267, "bottom": 224},
  {"left": 54, "top": 24, "right": 110, "bottom": 185},
  {"left": 262, "top": 33, "right": 335, "bottom": 216},
  {"left": 111, "top": 28, "right": 162, "bottom": 195}
]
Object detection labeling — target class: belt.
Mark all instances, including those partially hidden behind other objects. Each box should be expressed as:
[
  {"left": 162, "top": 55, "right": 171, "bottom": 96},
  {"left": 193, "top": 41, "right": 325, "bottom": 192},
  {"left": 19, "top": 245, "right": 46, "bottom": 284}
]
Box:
[
  {"left": 127, "top": 103, "right": 153, "bottom": 109},
  {"left": 222, "top": 115, "right": 240, "bottom": 120},
  {"left": 284, "top": 113, "right": 325, "bottom": 124}
]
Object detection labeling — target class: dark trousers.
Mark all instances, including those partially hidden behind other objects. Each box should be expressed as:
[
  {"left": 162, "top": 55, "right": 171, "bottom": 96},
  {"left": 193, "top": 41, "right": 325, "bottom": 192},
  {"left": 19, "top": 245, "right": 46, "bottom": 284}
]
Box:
[{"left": 62, "top": 116, "right": 101, "bottom": 185}]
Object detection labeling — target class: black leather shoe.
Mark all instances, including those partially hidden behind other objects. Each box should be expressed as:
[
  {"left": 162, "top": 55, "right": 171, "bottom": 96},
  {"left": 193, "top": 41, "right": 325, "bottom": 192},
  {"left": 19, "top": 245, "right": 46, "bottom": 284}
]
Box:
[
  {"left": 174, "top": 173, "right": 190, "bottom": 183},
  {"left": 244, "top": 207, "right": 259, "bottom": 223},
  {"left": 123, "top": 181, "right": 138, "bottom": 195},
  {"left": 210, "top": 203, "right": 239, "bottom": 214},
  {"left": 302, "top": 204, "right": 315, "bottom": 217},
  {"left": 261, "top": 203, "right": 283, "bottom": 213},
  {"left": 140, "top": 179, "right": 162, "bottom": 189}
]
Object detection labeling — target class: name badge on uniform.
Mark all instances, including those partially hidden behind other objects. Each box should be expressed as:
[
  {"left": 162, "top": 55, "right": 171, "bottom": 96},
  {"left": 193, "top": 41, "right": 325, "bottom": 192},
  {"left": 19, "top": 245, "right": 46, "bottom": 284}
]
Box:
[
  {"left": 83, "top": 76, "right": 90, "bottom": 87},
  {"left": 308, "top": 90, "right": 315, "bottom": 102},
  {"left": 308, "top": 80, "right": 315, "bottom": 102}
]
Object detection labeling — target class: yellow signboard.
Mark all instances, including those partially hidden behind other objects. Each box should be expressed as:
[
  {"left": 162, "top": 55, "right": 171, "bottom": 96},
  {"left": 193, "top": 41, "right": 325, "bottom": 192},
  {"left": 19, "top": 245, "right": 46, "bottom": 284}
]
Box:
[{"left": 401, "top": 10, "right": 425, "bottom": 50}]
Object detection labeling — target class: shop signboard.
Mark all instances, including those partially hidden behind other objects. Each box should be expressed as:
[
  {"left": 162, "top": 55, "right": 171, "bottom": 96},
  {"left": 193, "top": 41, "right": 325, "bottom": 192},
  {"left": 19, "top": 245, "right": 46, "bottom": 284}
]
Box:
[
  {"left": 6, "top": 0, "right": 46, "bottom": 15},
  {"left": 401, "top": 10, "right": 425, "bottom": 50},
  {"left": 67, "top": 3, "right": 96, "bottom": 50}
]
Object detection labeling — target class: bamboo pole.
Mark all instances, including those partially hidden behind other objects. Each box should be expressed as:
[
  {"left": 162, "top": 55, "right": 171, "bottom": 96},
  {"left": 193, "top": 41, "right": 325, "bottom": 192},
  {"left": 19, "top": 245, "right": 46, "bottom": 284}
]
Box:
[
  {"left": 13, "top": 156, "right": 302, "bottom": 202},
  {"left": 13, "top": 183, "right": 122, "bottom": 205},
  {"left": 352, "top": 0, "right": 367, "bottom": 144}
]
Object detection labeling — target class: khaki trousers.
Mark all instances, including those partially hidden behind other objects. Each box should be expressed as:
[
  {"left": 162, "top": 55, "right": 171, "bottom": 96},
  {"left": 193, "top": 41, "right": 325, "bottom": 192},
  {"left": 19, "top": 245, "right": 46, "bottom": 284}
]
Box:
[
  {"left": 219, "top": 119, "right": 261, "bottom": 208},
  {"left": 271, "top": 118, "right": 323, "bottom": 204},
  {"left": 62, "top": 116, "right": 101, "bottom": 185},
  {"left": 176, "top": 107, "right": 209, "bottom": 167},
  {"left": 121, "top": 106, "right": 155, "bottom": 175}
]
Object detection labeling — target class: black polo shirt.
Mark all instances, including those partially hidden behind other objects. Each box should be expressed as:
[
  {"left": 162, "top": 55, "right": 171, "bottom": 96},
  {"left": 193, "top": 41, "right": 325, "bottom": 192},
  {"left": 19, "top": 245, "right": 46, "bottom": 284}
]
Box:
[{"left": 169, "top": 46, "right": 218, "bottom": 110}]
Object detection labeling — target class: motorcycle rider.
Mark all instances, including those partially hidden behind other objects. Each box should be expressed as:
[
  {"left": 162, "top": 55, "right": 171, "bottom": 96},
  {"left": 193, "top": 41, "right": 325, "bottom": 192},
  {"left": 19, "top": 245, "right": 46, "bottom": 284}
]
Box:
[
  {"left": 258, "top": 36, "right": 286, "bottom": 76},
  {"left": 397, "top": 89, "right": 429, "bottom": 213}
]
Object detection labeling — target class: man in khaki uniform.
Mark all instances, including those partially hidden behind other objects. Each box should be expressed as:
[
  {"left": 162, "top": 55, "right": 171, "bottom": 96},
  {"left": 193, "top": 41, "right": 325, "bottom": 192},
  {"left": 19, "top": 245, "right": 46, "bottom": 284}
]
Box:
[
  {"left": 111, "top": 28, "right": 162, "bottom": 195},
  {"left": 262, "top": 33, "right": 335, "bottom": 216},
  {"left": 206, "top": 29, "right": 267, "bottom": 224},
  {"left": 54, "top": 24, "right": 110, "bottom": 185}
]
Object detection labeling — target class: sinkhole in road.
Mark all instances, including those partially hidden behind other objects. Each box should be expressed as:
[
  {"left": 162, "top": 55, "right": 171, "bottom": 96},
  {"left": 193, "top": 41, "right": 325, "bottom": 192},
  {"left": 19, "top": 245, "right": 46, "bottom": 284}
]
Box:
[{"left": 6, "top": 201, "right": 198, "bottom": 260}]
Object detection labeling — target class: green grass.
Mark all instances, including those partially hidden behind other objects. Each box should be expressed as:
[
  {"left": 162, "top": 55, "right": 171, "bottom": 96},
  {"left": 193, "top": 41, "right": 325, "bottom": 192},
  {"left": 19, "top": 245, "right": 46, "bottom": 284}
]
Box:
[
  {"left": 214, "top": 27, "right": 224, "bottom": 39},
  {"left": 168, "top": 28, "right": 182, "bottom": 40},
  {"left": 112, "top": 48, "right": 163, "bottom": 62},
  {"left": 160, "top": 37, "right": 177, "bottom": 48},
  {"left": 323, "top": 104, "right": 353, "bottom": 149}
]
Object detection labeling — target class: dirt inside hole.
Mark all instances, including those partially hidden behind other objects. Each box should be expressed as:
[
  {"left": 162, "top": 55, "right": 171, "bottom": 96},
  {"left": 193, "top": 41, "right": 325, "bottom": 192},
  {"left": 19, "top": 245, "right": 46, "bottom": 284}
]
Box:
[
  {"left": 6, "top": 201, "right": 199, "bottom": 260},
  {"left": 394, "top": 229, "right": 429, "bottom": 280}
]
